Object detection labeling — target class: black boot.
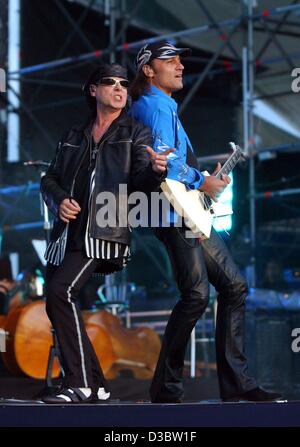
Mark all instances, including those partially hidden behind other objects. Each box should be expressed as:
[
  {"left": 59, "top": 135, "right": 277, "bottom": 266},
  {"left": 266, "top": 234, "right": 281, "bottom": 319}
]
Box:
[{"left": 222, "top": 387, "right": 282, "bottom": 402}]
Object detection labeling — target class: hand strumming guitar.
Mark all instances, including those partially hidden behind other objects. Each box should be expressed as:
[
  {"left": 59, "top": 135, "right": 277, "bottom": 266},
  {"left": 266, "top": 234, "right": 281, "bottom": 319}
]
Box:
[{"left": 199, "top": 162, "right": 231, "bottom": 202}]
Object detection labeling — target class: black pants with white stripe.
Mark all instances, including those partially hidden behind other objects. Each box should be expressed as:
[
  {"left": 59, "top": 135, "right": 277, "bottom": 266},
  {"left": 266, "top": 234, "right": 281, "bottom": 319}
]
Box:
[{"left": 45, "top": 249, "right": 109, "bottom": 391}]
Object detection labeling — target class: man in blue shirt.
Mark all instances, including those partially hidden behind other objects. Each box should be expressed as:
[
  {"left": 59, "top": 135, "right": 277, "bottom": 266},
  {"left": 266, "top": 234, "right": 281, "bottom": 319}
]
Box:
[{"left": 131, "top": 41, "right": 281, "bottom": 403}]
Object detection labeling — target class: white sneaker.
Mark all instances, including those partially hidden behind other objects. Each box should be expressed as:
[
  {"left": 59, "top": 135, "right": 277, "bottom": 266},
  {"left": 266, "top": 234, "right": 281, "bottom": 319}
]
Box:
[{"left": 97, "top": 387, "right": 110, "bottom": 400}]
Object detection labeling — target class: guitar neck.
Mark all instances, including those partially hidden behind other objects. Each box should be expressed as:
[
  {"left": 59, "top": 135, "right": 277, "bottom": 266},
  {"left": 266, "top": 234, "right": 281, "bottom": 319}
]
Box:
[{"left": 216, "top": 147, "right": 242, "bottom": 178}]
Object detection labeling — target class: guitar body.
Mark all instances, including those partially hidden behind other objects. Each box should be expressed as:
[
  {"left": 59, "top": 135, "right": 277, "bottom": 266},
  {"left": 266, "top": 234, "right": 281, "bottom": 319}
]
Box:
[
  {"left": 161, "top": 142, "right": 242, "bottom": 239},
  {"left": 161, "top": 179, "right": 214, "bottom": 238}
]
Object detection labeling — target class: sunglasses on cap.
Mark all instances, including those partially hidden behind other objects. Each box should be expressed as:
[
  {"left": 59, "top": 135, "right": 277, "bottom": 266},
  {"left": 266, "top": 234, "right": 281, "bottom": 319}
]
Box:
[{"left": 96, "top": 77, "right": 130, "bottom": 89}]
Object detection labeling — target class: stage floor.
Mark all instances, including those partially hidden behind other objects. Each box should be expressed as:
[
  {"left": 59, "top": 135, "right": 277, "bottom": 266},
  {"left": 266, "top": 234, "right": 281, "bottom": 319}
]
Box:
[
  {"left": 0, "top": 374, "right": 299, "bottom": 427},
  {"left": 0, "top": 398, "right": 298, "bottom": 428}
]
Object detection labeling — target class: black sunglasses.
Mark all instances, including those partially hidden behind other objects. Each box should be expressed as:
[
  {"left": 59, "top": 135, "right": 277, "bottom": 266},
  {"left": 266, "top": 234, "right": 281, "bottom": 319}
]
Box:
[{"left": 97, "top": 77, "right": 130, "bottom": 88}]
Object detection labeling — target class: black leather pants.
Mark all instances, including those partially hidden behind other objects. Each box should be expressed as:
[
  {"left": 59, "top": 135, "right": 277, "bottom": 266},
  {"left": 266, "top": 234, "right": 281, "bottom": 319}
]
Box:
[{"left": 150, "top": 227, "right": 257, "bottom": 401}]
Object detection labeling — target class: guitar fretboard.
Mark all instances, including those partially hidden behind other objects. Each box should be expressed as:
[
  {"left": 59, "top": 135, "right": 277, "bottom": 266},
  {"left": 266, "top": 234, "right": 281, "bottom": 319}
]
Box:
[
  {"left": 203, "top": 144, "right": 243, "bottom": 211},
  {"left": 216, "top": 146, "right": 242, "bottom": 178}
]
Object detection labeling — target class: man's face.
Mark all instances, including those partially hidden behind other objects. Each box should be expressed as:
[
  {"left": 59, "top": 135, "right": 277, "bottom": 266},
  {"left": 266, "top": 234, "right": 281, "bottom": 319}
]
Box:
[
  {"left": 145, "top": 55, "right": 184, "bottom": 95},
  {"left": 90, "top": 77, "right": 128, "bottom": 111}
]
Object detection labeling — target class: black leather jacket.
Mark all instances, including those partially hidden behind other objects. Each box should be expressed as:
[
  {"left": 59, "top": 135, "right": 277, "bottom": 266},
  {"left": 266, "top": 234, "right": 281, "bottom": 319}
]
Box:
[{"left": 41, "top": 112, "right": 164, "bottom": 246}]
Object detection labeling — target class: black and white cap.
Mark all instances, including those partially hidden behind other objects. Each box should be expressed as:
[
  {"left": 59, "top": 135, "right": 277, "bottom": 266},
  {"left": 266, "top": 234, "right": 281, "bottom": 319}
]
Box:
[{"left": 135, "top": 41, "right": 191, "bottom": 71}]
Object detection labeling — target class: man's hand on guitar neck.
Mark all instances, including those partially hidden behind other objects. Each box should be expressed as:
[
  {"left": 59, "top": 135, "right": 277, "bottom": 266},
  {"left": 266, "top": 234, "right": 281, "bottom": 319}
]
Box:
[{"left": 199, "top": 162, "right": 231, "bottom": 202}]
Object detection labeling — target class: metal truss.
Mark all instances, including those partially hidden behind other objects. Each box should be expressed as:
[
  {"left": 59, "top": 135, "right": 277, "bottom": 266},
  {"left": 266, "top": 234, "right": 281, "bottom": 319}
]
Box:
[{"left": 2, "top": 0, "right": 300, "bottom": 283}]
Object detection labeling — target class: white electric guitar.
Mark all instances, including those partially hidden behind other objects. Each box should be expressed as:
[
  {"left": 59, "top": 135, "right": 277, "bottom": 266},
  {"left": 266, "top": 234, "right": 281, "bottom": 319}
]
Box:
[{"left": 160, "top": 142, "right": 244, "bottom": 239}]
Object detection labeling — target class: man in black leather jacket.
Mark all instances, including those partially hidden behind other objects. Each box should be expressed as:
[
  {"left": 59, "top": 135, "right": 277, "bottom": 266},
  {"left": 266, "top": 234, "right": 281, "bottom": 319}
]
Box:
[{"left": 40, "top": 63, "right": 168, "bottom": 404}]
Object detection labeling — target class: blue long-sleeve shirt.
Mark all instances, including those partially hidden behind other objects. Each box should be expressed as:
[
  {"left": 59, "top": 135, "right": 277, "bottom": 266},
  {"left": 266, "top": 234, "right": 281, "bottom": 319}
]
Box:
[{"left": 130, "top": 85, "right": 204, "bottom": 224}]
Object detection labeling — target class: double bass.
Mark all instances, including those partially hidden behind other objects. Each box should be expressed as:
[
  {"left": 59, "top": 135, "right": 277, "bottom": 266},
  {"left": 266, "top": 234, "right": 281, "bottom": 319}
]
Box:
[
  {"left": 83, "top": 309, "right": 161, "bottom": 379},
  {"left": 1, "top": 301, "right": 116, "bottom": 379},
  {"left": 1, "top": 300, "right": 161, "bottom": 380}
]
